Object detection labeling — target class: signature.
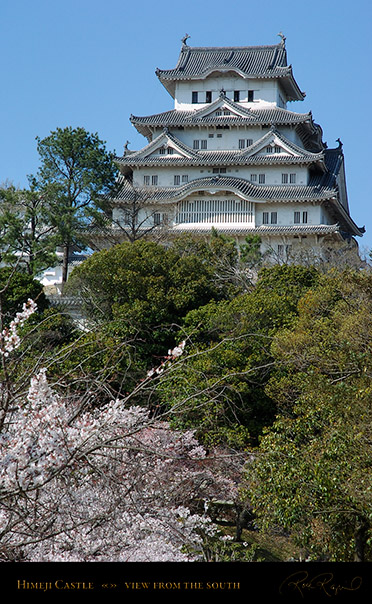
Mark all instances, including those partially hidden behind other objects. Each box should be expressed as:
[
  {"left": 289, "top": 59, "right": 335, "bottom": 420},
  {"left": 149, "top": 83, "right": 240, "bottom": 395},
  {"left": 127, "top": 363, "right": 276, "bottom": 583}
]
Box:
[{"left": 279, "top": 570, "right": 362, "bottom": 598}]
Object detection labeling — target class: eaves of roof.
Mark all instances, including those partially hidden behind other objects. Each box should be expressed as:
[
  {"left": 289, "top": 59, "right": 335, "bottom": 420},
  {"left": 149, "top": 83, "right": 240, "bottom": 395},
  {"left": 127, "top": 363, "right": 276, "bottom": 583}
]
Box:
[
  {"left": 130, "top": 104, "right": 313, "bottom": 139},
  {"left": 172, "top": 224, "right": 341, "bottom": 236},
  {"left": 116, "top": 128, "right": 325, "bottom": 168},
  {"left": 155, "top": 43, "right": 305, "bottom": 101},
  {"left": 113, "top": 175, "right": 338, "bottom": 204}
]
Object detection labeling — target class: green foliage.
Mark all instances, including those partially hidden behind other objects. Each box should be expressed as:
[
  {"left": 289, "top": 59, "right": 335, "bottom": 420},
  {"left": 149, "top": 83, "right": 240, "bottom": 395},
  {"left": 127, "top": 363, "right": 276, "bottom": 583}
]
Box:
[
  {"left": 0, "top": 183, "right": 58, "bottom": 276},
  {"left": 67, "top": 238, "right": 231, "bottom": 361},
  {"left": 34, "top": 126, "right": 119, "bottom": 282},
  {"left": 243, "top": 269, "right": 372, "bottom": 561},
  {"left": 156, "top": 264, "right": 319, "bottom": 448},
  {"left": 240, "top": 234, "right": 263, "bottom": 267},
  {"left": 0, "top": 268, "right": 48, "bottom": 324}
]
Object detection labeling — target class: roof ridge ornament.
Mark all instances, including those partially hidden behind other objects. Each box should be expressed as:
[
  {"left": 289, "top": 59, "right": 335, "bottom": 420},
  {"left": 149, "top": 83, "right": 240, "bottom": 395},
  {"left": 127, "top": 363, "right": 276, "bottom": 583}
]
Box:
[
  {"left": 181, "top": 33, "right": 190, "bottom": 46},
  {"left": 123, "top": 140, "right": 130, "bottom": 155},
  {"left": 278, "top": 31, "right": 286, "bottom": 48}
]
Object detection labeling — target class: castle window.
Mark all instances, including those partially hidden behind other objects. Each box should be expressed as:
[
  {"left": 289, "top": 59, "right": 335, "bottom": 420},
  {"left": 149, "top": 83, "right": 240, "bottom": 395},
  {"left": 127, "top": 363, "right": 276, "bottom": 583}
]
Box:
[
  {"left": 174, "top": 175, "right": 181, "bottom": 185},
  {"left": 290, "top": 173, "right": 296, "bottom": 183},
  {"left": 153, "top": 212, "right": 168, "bottom": 226},
  {"left": 250, "top": 174, "right": 257, "bottom": 182},
  {"left": 234, "top": 90, "right": 240, "bottom": 102},
  {"left": 208, "top": 133, "right": 214, "bottom": 138},
  {"left": 258, "top": 174, "right": 266, "bottom": 184},
  {"left": 167, "top": 147, "right": 174, "bottom": 155},
  {"left": 247, "top": 139, "right": 253, "bottom": 147},
  {"left": 176, "top": 198, "right": 253, "bottom": 224},
  {"left": 282, "top": 173, "right": 288, "bottom": 184},
  {"left": 217, "top": 133, "right": 223, "bottom": 138},
  {"left": 212, "top": 168, "right": 227, "bottom": 174},
  {"left": 262, "top": 211, "right": 279, "bottom": 225},
  {"left": 193, "top": 139, "right": 207, "bottom": 150},
  {"left": 151, "top": 175, "right": 158, "bottom": 186},
  {"left": 248, "top": 90, "right": 254, "bottom": 102},
  {"left": 159, "top": 147, "right": 166, "bottom": 155},
  {"left": 263, "top": 211, "right": 279, "bottom": 226},
  {"left": 143, "top": 175, "right": 150, "bottom": 185},
  {"left": 192, "top": 91, "right": 198, "bottom": 104},
  {"left": 294, "top": 210, "right": 308, "bottom": 224},
  {"left": 182, "top": 175, "right": 189, "bottom": 183},
  {"left": 239, "top": 139, "right": 245, "bottom": 149},
  {"left": 206, "top": 91, "right": 212, "bottom": 103}
]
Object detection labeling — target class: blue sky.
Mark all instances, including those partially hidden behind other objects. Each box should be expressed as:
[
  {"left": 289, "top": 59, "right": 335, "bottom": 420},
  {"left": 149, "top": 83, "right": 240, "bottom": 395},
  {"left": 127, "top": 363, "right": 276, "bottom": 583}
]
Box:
[{"left": 1, "top": 0, "right": 371, "bottom": 253}]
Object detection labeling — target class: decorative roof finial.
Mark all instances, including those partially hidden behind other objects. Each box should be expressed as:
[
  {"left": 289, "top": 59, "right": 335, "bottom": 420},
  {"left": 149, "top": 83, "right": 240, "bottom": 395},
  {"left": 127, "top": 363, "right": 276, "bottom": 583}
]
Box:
[
  {"left": 124, "top": 140, "right": 130, "bottom": 155},
  {"left": 278, "top": 31, "right": 286, "bottom": 47},
  {"left": 336, "top": 138, "right": 343, "bottom": 148},
  {"left": 181, "top": 33, "right": 190, "bottom": 46}
]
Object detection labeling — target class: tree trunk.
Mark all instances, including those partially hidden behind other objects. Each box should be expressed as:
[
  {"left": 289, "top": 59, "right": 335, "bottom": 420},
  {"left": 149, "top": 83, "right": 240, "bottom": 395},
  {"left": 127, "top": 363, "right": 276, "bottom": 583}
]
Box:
[
  {"left": 62, "top": 243, "right": 70, "bottom": 289},
  {"left": 354, "top": 520, "right": 368, "bottom": 562}
]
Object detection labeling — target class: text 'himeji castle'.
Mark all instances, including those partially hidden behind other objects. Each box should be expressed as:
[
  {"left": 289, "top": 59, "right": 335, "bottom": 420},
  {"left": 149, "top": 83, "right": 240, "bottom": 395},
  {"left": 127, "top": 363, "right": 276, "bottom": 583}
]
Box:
[{"left": 110, "top": 34, "right": 364, "bottom": 260}]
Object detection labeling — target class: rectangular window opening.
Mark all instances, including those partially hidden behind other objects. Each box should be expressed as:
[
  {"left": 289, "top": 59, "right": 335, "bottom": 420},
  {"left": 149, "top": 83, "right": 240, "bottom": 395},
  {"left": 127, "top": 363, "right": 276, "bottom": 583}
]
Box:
[{"left": 282, "top": 173, "right": 288, "bottom": 184}]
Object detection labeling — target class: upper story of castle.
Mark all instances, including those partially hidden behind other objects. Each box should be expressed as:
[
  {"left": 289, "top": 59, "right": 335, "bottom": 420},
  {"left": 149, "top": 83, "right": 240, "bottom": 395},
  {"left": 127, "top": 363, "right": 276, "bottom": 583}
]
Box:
[{"left": 155, "top": 34, "right": 305, "bottom": 111}]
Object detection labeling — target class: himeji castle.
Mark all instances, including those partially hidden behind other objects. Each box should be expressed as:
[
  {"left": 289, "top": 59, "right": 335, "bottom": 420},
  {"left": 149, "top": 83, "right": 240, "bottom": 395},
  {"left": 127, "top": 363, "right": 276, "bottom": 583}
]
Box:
[{"left": 110, "top": 34, "right": 364, "bottom": 260}]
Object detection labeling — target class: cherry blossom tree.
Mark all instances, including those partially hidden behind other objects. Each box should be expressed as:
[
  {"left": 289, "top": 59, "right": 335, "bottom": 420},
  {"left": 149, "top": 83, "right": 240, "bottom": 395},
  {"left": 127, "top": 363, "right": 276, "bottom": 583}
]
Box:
[{"left": 0, "top": 301, "right": 244, "bottom": 562}]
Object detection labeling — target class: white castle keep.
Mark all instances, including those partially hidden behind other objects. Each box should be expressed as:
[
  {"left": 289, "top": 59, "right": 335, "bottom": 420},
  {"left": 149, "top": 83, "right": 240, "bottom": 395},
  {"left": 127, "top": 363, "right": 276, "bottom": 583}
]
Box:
[{"left": 109, "top": 34, "right": 364, "bottom": 260}]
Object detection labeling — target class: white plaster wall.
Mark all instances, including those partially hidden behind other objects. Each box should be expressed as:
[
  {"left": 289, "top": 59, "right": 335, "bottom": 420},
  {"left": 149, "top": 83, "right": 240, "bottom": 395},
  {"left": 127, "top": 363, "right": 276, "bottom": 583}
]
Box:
[
  {"left": 113, "top": 200, "right": 329, "bottom": 231},
  {"left": 174, "top": 77, "right": 279, "bottom": 110},
  {"left": 255, "top": 202, "right": 322, "bottom": 226},
  {"left": 132, "top": 164, "right": 309, "bottom": 188},
  {"left": 152, "top": 126, "right": 305, "bottom": 152}
]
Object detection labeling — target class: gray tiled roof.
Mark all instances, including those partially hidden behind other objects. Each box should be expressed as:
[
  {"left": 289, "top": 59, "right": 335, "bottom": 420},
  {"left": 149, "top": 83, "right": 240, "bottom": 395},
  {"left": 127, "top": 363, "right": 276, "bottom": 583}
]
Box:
[
  {"left": 116, "top": 128, "right": 325, "bottom": 168},
  {"left": 130, "top": 103, "right": 312, "bottom": 138},
  {"left": 156, "top": 43, "right": 304, "bottom": 101},
  {"left": 114, "top": 174, "right": 336, "bottom": 204},
  {"left": 172, "top": 224, "right": 340, "bottom": 236},
  {"left": 309, "top": 147, "right": 343, "bottom": 189}
]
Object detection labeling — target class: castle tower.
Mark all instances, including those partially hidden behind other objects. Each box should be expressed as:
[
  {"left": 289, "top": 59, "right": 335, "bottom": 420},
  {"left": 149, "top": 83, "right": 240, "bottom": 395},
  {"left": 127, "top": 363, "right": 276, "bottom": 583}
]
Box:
[{"left": 111, "top": 35, "right": 363, "bottom": 260}]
